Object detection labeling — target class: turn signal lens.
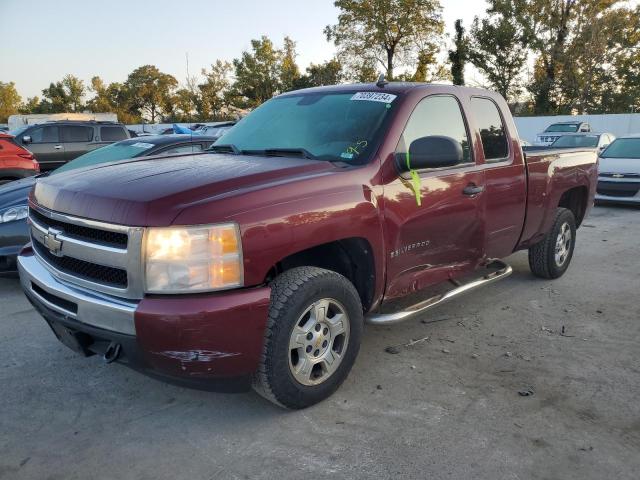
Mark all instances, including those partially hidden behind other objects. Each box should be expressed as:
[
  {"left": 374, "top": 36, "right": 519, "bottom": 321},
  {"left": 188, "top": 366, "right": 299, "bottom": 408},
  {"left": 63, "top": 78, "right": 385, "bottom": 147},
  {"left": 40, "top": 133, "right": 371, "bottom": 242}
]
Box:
[{"left": 144, "top": 223, "right": 243, "bottom": 293}]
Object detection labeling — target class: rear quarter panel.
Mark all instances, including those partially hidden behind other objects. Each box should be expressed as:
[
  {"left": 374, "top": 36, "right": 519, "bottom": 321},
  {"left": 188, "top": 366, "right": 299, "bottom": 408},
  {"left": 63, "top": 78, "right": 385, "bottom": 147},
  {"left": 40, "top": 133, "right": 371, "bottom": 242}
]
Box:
[{"left": 517, "top": 149, "right": 598, "bottom": 249}]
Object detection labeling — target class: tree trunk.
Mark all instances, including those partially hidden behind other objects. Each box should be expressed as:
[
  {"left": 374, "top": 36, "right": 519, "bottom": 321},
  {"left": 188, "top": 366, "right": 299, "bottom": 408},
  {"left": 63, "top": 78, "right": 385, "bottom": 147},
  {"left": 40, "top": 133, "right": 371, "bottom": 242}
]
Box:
[{"left": 386, "top": 48, "right": 394, "bottom": 81}]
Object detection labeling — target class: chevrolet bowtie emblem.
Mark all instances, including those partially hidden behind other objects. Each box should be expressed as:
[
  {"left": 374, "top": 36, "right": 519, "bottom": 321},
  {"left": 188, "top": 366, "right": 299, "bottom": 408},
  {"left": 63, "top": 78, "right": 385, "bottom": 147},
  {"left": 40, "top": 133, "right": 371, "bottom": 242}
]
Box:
[{"left": 43, "top": 228, "right": 63, "bottom": 257}]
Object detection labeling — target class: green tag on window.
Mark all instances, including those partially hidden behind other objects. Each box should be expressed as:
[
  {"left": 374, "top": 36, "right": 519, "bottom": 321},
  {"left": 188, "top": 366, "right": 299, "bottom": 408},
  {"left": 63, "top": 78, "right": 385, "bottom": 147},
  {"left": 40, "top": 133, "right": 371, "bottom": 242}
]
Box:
[{"left": 405, "top": 152, "right": 422, "bottom": 206}]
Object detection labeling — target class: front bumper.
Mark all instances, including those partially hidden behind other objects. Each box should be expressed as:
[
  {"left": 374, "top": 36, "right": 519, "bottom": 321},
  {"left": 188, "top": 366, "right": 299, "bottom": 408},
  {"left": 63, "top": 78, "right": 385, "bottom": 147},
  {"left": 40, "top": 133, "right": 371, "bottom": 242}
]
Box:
[
  {"left": 595, "top": 178, "right": 640, "bottom": 205},
  {"left": 18, "top": 251, "right": 271, "bottom": 392}
]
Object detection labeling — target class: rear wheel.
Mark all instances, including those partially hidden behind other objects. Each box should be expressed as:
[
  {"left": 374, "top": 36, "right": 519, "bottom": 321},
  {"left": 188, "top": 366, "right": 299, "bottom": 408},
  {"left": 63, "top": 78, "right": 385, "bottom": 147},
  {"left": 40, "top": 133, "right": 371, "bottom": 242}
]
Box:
[
  {"left": 253, "top": 267, "right": 363, "bottom": 409},
  {"left": 528, "top": 207, "right": 577, "bottom": 279}
]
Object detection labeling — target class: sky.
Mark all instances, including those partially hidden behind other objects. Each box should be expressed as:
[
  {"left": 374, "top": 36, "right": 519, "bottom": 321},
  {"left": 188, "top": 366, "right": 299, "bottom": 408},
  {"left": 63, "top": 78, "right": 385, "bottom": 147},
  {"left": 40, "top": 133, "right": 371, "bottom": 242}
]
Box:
[{"left": 0, "top": 0, "right": 487, "bottom": 99}]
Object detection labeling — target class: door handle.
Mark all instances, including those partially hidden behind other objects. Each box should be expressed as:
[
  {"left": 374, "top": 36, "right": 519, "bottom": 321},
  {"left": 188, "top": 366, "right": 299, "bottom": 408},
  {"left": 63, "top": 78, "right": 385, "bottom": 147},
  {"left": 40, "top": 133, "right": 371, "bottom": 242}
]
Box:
[
  {"left": 54, "top": 145, "right": 62, "bottom": 150},
  {"left": 463, "top": 184, "right": 484, "bottom": 196}
]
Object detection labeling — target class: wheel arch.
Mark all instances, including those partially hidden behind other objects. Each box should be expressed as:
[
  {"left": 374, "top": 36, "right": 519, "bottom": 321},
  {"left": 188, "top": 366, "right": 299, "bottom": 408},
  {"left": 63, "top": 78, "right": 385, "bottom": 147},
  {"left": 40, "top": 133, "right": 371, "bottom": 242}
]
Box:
[{"left": 264, "top": 237, "right": 377, "bottom": 312}]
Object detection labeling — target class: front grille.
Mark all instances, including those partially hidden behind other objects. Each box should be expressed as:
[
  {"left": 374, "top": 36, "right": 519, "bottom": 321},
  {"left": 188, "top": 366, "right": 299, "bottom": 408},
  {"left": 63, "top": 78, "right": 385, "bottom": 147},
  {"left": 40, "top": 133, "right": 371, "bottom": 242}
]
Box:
[
  {"left": 30, "top": 209, "right": 128, "bottom": 248},
  {"left": 599, "top": 172, "right": 640, "bottom": 179},
  {"left": 33, "top": 240, "right": 128, "bottom": 288},
  {"left": 597, "top": 181, "right": 640, "bottom": 198}
]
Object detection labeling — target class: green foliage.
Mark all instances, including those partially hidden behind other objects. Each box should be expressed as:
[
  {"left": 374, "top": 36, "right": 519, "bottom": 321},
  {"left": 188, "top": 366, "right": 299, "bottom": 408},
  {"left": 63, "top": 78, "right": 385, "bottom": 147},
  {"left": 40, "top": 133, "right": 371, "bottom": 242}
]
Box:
[
  {"left": 124, "top": 65, "right": 178, "bottom": 122},
  {"left": 468, "top": 5, "right": 528, "bottom": 101},
  {"left": 230, "top": 36, "right": 284, "bottom": 108},
  {"left": 293, "top": 59, "right": 345, "bottom": 89},
  {"left": 448, "top": 20, "right": 467, "bottom": 86},
  {"left": 0, "top": 81, "right": 22, "bottom": 123},
  {"left": 198, "top": 60, "right": 233, "bottom": 120},
  {"left": 325, "top": 0, "right": 444, "bottom": 81}
]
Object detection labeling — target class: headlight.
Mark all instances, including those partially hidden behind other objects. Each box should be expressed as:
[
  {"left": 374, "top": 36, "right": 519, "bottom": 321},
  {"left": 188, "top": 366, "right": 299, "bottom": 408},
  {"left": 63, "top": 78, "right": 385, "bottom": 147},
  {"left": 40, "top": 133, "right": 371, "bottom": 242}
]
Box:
[
  {"left": 144, "top": 223, "right": 243, "bottom": 293},
  {"left": 0, "top": 205, "right": 29, "bottom": 224}
]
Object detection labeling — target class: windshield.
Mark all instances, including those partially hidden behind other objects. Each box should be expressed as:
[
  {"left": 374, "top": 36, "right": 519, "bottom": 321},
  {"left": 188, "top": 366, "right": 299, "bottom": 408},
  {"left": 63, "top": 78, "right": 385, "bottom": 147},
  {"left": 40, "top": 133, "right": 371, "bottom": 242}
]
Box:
[
  {"left": 214, "top": 91, "right": 397, "bottom": 163},
  {"left": 551, "top": 135, "right": 599, "bottom": 148},
  {"left": 600, "top": 138, "right": 640, "bottom": 159},
  {"left": 52, "top": 141, "right": 155, "bottom": 175},
  {"left": 545, "top": 124, "right": 579, "bottom": 133}
]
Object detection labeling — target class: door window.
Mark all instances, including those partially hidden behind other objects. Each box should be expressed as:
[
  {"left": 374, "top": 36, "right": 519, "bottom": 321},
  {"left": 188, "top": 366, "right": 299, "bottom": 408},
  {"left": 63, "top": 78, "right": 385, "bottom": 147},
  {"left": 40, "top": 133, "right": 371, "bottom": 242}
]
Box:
[
  {"left": 159, "top": 144, "right": 203, "bottom": 155},
  {"left": 470, "top": 97, "right": 509, "bottom": 162},
  {"left": 29, "top": 126, "right": 59, "bottom": 143},
  {"left": 62, "top": 126, "right": 93, "bottom": 142},
  {"left": 100, "top": 126, "right": 127, "bottom": 142},
  {"left": 397, "top": 95, "right": 472, "bottom": 165}
]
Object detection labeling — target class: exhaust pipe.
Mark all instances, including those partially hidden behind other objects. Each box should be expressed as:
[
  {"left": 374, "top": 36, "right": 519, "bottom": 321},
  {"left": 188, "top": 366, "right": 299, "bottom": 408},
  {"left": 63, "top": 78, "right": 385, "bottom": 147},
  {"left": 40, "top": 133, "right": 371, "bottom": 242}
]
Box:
[{"left": 103, "top": 342, "right": 122, "bottom": 364}]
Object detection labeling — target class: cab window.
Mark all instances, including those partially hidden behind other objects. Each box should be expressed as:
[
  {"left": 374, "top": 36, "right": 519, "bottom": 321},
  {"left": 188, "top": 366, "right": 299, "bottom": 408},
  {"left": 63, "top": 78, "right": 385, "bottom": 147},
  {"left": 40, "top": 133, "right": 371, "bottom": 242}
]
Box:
[
  {"left": 397, "top": 95, "right": 472, "bottom": 166},
  {"left": 29, "top": 125, "right": 59, "bottom": 143},
  {"left": 470, "top": 97, "right": 509, "bottom": 161}
]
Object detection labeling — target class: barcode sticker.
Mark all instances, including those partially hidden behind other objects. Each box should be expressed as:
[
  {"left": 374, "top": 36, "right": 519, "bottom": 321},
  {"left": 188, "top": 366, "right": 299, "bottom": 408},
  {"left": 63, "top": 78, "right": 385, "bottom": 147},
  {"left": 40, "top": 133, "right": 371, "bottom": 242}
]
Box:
[{"left": 350, "top": 92, "right": 397, "bottom": 103}]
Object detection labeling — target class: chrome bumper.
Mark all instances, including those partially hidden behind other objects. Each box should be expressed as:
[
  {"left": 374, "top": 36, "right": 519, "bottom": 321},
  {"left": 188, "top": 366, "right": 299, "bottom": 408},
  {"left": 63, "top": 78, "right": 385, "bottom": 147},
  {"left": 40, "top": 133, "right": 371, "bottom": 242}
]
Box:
[{"left": 18, "top": 253, "right": 138, "bottom": 335}]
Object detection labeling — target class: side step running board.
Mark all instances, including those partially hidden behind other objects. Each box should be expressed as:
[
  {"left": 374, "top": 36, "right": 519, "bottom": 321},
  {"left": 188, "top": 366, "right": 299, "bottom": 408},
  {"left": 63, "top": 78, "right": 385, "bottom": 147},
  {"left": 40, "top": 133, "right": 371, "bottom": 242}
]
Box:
[{"left": 366, "top": 260, "right": 513, "bottom": 325}]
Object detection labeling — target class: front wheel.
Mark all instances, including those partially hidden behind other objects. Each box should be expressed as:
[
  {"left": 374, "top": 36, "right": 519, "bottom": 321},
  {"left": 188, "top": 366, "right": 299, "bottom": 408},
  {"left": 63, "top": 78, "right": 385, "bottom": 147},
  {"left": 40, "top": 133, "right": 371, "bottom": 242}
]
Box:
[
  {"left": 253, "top": 267, "right": 363, "bottom": 409},
  {"left": 528, "top": 207, "right": 577, "bottom": 279}
]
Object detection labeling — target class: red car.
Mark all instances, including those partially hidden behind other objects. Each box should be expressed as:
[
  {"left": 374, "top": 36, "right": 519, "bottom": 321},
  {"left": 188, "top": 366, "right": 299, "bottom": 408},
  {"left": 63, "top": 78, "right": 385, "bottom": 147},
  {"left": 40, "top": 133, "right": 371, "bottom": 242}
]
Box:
[
  {"left": 18, "top": 83, "right": 598, "bottom": 409},
  {"left": 0, "top": 133, "right": 39, "bottom": 185}
]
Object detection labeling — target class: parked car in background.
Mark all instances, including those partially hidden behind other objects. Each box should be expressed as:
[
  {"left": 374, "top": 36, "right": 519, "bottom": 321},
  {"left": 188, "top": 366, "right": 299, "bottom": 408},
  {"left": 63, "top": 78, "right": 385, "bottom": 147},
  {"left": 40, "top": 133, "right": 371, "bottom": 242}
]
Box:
[
  {"left": 0, "top": 133, "right": 40, "bottom": 185},
  {"left": 10, "top": 121, "right": 131, "bottom": 171},
  {"left": 0, "top": 134, "right": 216, "bottom": 273},
  {"left": 596, "top": 135, "right": 640, "bottom": 205},
  {"left": 17, "top": 82, "right": 598, "bottom": 409},
  {"left": 197, "top": 121, "right": 236, "bottom": 139},
  {"left": 0, "top": 126, "right": 9, "bottom": 133},
  {"left": 535, "top": 121, "right": 591, "bottom": 146},
  {"left": 550, "top": 132, "right": 615, "bottom": 151}
]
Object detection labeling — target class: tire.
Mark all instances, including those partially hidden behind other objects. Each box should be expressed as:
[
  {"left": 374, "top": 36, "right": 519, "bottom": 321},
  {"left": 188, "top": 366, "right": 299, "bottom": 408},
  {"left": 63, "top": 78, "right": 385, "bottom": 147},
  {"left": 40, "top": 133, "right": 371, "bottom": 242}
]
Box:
[
  {"left": 528, "top": 207, "right": 577, "bottom": 279},
  {"left": 253, "top": 267, "right": 363, "bottom": 409}
]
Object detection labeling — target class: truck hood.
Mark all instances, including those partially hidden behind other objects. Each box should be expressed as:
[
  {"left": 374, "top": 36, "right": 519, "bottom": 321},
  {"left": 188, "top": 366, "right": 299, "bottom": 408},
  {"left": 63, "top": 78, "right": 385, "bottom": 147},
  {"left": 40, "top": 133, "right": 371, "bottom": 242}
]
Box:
[
  {"left": 32, "top": 153, "right": 336, "bottom": 226},
  {"left": 598, "top": 157, "right": 640, "bottom": 175}
]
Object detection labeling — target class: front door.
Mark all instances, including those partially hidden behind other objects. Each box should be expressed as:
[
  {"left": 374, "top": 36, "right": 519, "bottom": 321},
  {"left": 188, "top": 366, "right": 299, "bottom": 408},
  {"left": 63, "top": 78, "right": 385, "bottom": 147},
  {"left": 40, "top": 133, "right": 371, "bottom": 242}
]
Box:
[
  {"left": 382, "top": 94, "right": 485, "bottom": 300},
  {"left": 21, "top": 125, "right": 65, "bottom": 170}
]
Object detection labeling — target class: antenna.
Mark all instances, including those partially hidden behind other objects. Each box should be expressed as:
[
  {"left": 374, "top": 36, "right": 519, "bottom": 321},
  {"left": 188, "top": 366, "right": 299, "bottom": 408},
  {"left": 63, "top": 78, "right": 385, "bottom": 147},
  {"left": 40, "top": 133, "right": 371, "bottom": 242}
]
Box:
[{"left": 376, "top": 73, "right": 388, "bottom": 88}]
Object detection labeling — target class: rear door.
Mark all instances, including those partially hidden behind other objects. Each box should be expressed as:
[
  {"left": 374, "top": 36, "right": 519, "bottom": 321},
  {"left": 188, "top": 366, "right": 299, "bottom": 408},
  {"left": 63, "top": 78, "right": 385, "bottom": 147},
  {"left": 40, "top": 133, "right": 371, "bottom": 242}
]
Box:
[
  {"left": 22, "top": 125, "right": 64, "bottom": 169},
  {"left": 382, "top": 94, "right": 486, "bottom": 299},
  {"left": 469, "top": 96, "right": 526, "bottom": 259},
  {"left": 61, "top": 125, "right": 94, "bottom": 161}
]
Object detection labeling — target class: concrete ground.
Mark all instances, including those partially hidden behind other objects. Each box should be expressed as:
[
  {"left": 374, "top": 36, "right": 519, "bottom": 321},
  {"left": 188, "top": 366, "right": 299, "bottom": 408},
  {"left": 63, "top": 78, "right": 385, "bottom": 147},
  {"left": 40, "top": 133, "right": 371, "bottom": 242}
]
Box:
[{"left": 1, "top": 205, "right": 639, "bottom": 480}]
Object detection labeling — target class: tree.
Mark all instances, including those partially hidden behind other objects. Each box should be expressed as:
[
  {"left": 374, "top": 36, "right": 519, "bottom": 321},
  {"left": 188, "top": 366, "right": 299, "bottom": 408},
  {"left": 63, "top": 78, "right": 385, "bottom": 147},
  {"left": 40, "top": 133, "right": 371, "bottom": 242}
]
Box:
[
  {"left": 198, "top": 60, "right": 233, "bottom": 120},
  {"left": 280, "top": 36, "right": 301, "bottom": 92},
  {"left": 325, "top": 0, "right": 444, "bottom": 81},
  {"left": 40, "top": 81, "right": 70, "bottom": 112},
  {"left": 467, "top": 5, "right": 528, "bottom": 102},
  {"left": 19, "top": 96, "right": 41, "bottom": 114},
  {"left": 294, "top": 59, "right": 345, "bottom": 89},
  {"left": 0, "top": 81, "right": 22, "bottom": 123},
  {"left": 62, "top": 74, "right": 85, "bottom": 111},
  {"left": 125, "top": 65, "right": 178, "bottom": 122},
  {"left": 230, "top": 36, "right": 283, "bottom": 108},
  {"left": 448, "top": 20, "right": 467, "bottom": 85}
]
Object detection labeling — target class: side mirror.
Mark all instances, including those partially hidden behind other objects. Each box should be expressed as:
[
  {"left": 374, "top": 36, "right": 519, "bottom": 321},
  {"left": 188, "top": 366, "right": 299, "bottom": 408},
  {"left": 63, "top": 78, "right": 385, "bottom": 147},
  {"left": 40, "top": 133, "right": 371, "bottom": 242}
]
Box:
[
  {"left": 22, "top": 136, "right": 32, "bottom": 144},
  {"left": 398, "top": 136, "right": 463, "bottom": 171},
  {"left": 599, "top": 144, "right": 608, "bottom": 151}
]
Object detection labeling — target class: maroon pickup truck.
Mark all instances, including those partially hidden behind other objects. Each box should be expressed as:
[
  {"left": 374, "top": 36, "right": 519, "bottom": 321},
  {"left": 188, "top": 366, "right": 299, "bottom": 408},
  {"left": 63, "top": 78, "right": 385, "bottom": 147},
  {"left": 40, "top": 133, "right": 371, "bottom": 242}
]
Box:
[{"left": 18, "top": 83, "right": 598, "bottom": 408}]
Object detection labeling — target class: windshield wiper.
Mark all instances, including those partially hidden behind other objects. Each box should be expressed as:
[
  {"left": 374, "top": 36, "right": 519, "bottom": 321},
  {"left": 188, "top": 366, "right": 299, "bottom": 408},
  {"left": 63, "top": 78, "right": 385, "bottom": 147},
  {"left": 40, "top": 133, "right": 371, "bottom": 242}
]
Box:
[{"left": 242, "top": 148, "right": 318, "bottom": 160}]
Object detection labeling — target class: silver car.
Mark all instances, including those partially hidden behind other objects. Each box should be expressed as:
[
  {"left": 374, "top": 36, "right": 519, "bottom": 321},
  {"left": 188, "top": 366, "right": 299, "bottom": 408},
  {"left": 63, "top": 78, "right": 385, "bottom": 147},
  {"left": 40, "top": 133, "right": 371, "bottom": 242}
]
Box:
[
  {"left": 596, "top": 134, "right": 640, "bottom": 205},
  {"left": 551, "top": 132, "right": 615, "bottom": 152}
]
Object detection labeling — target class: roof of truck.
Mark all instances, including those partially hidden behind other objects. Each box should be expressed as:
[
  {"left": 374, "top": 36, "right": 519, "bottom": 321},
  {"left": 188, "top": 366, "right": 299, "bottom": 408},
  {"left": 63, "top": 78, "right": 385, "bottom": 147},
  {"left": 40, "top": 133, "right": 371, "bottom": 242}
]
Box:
[{"left": 278, "top": 82, "right": 501, "bottom": 98}]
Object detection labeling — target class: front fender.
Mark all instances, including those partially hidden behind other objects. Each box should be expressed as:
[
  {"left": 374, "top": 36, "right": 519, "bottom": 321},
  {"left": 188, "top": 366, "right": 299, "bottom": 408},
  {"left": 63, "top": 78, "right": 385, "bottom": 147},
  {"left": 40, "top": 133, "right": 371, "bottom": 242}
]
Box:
[{"left": 234, "top": 186, "right": 385, "bottom": 297}]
